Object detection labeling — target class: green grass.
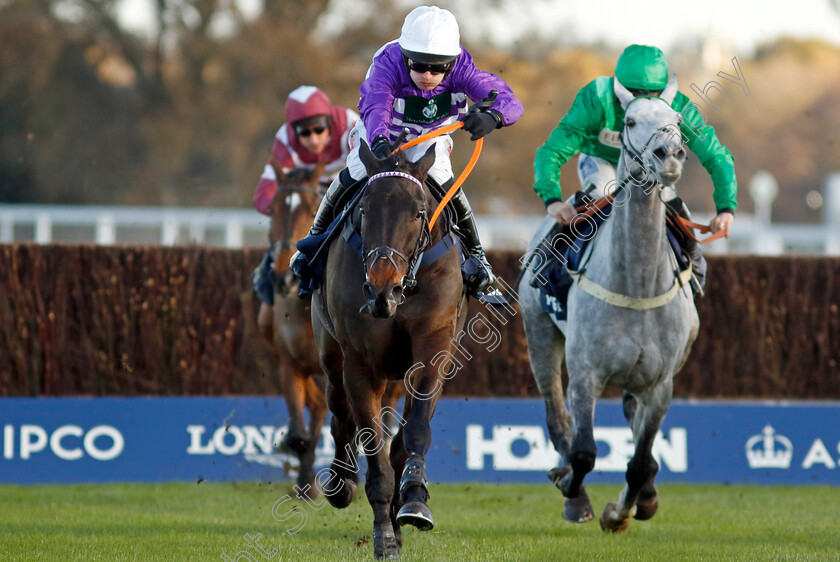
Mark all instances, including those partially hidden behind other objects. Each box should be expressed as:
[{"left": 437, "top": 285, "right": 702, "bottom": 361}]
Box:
[{"left": 0, "top": 482, "right": 837, "bottom": 561}]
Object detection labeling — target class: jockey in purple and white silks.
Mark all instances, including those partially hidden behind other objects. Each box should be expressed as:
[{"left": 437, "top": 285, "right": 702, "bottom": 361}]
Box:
[{"left": 298, "top": 5, "right": 524, "bottom": 299}]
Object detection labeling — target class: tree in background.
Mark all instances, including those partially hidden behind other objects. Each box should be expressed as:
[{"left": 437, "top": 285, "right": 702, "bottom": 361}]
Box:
[{"left": 1, "top": 0, "right": 839, "bottom": 220}]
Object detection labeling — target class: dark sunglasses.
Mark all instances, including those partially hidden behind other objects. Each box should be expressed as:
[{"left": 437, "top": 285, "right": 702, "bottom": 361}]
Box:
[
  {"left": 407, "top": 60, "right": 451, "bottom": 75},
  {"left": 296, "top": 124, "right": 327, "bottom": 137}
]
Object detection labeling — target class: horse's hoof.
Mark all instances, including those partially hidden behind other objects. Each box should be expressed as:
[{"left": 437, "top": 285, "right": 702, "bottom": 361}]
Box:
[
  {"left": 634, "top": 490, "right": 659, "bottom": 520},
  {"left": 599, "top": 502, "right": 630, "bottom": 533},
  {"left": 325, "top": 478, "right": 356, "bottom": 509},
  {"left": 562, "top": 486, "right": 594, "bottom": 523},
  {"left": 297, "top": 477, "right": 320, "bottom": 498},
  {"left": 396, "top": 501, "right": 434, "bottom": 531},
  {"left": 373, "top": 522, "right": 400, "bottom": 560}
]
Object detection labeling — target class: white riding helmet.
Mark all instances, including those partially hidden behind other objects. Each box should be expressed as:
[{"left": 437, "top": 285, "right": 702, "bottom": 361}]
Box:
[{"left": 398, "top": 6, "right": 461, "bottom": 64}]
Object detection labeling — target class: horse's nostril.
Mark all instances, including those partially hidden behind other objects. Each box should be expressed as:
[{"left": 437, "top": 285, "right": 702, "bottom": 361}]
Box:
[{"left": 363, "top": 282, "right": 376, "bottom": 303}]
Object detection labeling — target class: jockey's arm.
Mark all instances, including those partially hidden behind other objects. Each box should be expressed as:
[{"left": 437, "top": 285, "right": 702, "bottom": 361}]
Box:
[
  {"left": 674, "top": 92, "right": 738, "bottom": 236},
  {"left": 534, "top": 83, "right": 602, "bottom": 225},
  {"left": 458, "top": 55, "right": 524, "bottom": 128}
]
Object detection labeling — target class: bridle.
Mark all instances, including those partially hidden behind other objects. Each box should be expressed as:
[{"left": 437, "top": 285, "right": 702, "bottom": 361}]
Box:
[
  {"left": 361, "top": 171, "right": 432, "bottom": 299},
  {"left": 619, "top": 96, "right": 684, "bottom": 195}
]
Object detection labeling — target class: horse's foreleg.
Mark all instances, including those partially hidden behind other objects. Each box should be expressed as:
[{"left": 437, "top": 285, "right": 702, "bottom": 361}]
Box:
[
  {"left": 558, "top": 371, "right": 598, "bottom": 514},
  {"left": 280, "top": 369, "right": 310, "bottom": 455},
  {"left": 601, "top": 381, "right": 671, "bottom": 532},
  {"left": 296, "top": 374, "right": 328, "bottom": 495},
  {"left": 388, "top": 423, "right": 407, "bottom": 550},
  {"left": 343, "top": 353, "right": 399, "bottom": 560},
  {"left": 381, "top": 383, "right": 403, "bottom": 453},
  {"left": 322, "top": 372, "right": 358, "bottom": 510},
  {"left": 395, "top": 334, "right": 450, "bottom": 532}
]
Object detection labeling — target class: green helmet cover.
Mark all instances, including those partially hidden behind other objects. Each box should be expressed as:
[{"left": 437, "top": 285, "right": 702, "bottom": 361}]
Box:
[{"left": 614, "top": 44, "right": 669, "bottom": 90}]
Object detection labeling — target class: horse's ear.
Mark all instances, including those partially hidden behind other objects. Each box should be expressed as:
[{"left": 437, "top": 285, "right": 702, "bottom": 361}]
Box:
[
  {"left": 613, "top": 78, "right": 635, "bottom": 110},
  {"left": 359, "top": 140, "right": 378, "bottom": 175},
  {"left": 659, "top": 75, "right": 678, "bottom": 105},
  {"left": 412, "top": 144, "right": 436, "bottom": 181}
]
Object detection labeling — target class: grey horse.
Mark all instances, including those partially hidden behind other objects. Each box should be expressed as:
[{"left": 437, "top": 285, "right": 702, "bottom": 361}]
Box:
[{"left": 518, "top": 78, "right": 699, "bottom": 533}]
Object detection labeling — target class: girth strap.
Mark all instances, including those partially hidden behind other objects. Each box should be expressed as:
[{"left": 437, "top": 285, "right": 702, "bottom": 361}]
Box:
[{"left": 568, "top": 267, "right": 693, "bottom": 310}]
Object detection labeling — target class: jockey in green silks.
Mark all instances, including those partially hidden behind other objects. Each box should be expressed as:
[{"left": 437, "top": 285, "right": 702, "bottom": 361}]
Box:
[{"left": 533, "top": 44, "right": 737, "bottom": 292}]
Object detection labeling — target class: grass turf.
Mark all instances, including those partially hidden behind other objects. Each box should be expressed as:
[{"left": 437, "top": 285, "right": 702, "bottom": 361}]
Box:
[{"left": 0, "top": 481, "right": 837, "bottom": 561}]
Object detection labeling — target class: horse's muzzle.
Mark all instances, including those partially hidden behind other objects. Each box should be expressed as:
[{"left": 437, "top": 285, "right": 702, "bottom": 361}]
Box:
[
  {"left": 660, "top": 171, "right": 681, "bottom": 186},
  {"left": 363, "top": 282, "right": 404, "bottom": 318}
]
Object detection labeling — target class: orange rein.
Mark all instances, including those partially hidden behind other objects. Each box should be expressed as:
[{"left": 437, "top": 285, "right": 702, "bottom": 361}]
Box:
[
  {"left": 392, "top": 122, "right": 482, "bottom": 230},
  {"left": 573, "top": 193, "right": 726, "bottom": 244},
  {"left": 671, "top": 215, "right": 727, "bottom": 244}
]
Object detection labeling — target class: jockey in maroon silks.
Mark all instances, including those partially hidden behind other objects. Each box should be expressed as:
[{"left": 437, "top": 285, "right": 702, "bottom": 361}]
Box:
[
  {"left": 253, "top": 86, "right": 358, "bottom": 333},
  {"left": 294, "top": 6, "right": 524, "bottom": 299}
]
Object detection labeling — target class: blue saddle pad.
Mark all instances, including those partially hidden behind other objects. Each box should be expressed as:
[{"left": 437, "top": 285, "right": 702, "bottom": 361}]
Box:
[
  {"left": 535, "top": 204, "right": 690, "bottom": 321},
  {"left": 292, "top": 213, "right": 347, "bottom": 298}
]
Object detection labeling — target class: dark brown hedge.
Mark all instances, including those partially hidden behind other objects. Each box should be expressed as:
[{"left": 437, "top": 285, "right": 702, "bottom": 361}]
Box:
[{"left": 1, "top": 244, "right": 837, "bottom": 398}]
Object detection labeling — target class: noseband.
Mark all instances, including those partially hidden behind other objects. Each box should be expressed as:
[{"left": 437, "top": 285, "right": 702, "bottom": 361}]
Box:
[
  {"left": 362, "top": 172, "right": 431, "bottom": 296},
  {"left": 619, "top": 98, "right": 683, "bottom": 192}
]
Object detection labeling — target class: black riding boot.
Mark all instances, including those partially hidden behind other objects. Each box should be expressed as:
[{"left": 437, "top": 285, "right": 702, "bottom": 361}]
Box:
[
  {"left": 672, "top": 199, "right": 706, "bottom": 296},
  {"left": 449, "top": 187, "right": 499, "bottom": 296},
  {"left": 289, "top": 170, "right": 353, "bottom": 270},
  {"left": 310, "top": 169, "right": 354, "bottom": 236}
]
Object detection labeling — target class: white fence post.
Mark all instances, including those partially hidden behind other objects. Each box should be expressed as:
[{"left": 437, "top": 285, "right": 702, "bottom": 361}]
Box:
[
  {"left": 225, "top": 218, "right": 243, "bottom": 248},
  {"left": 35, "top": 213, "right": 52, "bottom": 244},
  {"left": 162, "top": 216, "right": 179, "bottom": 245},
  {"left": 95, "top": 214, "right": 116, "bottom": 245}
]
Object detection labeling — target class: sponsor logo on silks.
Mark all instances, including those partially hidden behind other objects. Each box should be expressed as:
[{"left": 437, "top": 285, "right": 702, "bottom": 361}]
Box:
[
  {"left": 598, "top": 128, "right": 622, "bottom": 148},
  {"left": 403, "top": 92, "right": 452, "bottom": 125},
  {"left": 186, "top": 425, "right": 335, "bottom": 473},
  {"left": 746, "top": 425, "right": 792, "bottom": 469},
  {"left": 466, "top": 425, "right": 687, "bottom": 472},
  {"left": 2, "top": 424, "right": 124, "bottom": 461}
]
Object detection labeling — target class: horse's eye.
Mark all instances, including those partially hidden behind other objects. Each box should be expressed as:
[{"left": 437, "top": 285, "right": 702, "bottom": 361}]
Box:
[
  {"left": 359, "top": 207, "right": 365, "bottom": 217},
  {"left": 625, "top": 117, "right": 636, "bottom": 127},
  {"left": 415, "top": 209, "right": 426, "bottom": 221}
]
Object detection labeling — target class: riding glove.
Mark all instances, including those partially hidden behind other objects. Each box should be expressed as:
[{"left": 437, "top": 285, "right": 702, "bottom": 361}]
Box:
[
  {"left": 371, "top": 135, "right": 393, "bottom": 159},
  {"left": 462, "top": 110, "right": 502, "bottom": 141}
]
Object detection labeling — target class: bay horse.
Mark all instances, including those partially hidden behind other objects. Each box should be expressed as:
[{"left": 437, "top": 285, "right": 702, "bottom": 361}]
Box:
[
  {"left": 265, "top": 160, "right": 329, "bottom": 494},
  {"left": 266, "top": 161, "right": 403, "bottom": 495},
  {"left": 311, "top": 142, "right": 467, "bottom": 559},
  {"left": 518, "top": 79, "right": 699, "bottom": 532}
]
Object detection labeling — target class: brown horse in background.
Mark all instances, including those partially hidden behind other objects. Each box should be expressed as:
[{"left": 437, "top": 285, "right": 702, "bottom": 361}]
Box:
[
  {"left": 265, "top": 160, "right": 402, "bottom": 496},
  {"left": 311, "top": 143, "right": 467, "bottom": 559},
  {"left": 265, "top": 160, "right": 328, "bottom": 494}
]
